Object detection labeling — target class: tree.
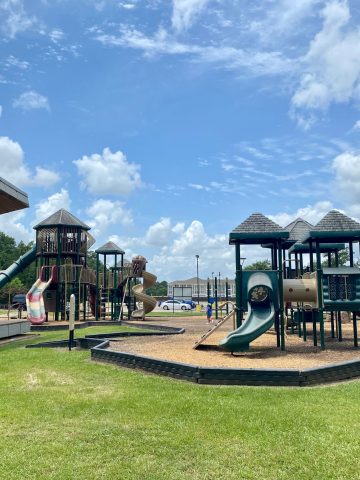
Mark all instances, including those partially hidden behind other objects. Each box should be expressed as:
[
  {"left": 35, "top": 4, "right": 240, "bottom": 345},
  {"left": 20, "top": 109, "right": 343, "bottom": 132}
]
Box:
[
  {"left": 0, "top": 232, "right": 17, "bottom": 270},
  {"left": 321, "top": 248, "right": 349, "bottom": 267},
  {"left": 147, "top": 281, "right": 168, "bottom": 296},
  {"left": 244, "top": 260, "right": 271, "bottom": 271},
  {"left": 2, "top": 278, "right": 26, "bottom": 318}
]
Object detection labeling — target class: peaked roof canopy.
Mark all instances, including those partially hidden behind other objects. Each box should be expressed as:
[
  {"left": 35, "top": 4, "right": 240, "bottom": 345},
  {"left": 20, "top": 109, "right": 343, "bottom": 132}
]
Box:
[
  {"left": 0, "top": 177, "right": 29, "bottom": 215},
  {"left": 301, "top": 210, "right": 360, "bottom": 243},
  {"left": 229, "top": 212, "right": 289, "bottom": 245},
  {"left": 34, "top": 208, "right": 90, "bottom": 230},
  {"left": 95, "top": 241, "right": 125, "bottom": 254},
  {"left": 285, "top": 218, "right": 314, "bottom": 242}
]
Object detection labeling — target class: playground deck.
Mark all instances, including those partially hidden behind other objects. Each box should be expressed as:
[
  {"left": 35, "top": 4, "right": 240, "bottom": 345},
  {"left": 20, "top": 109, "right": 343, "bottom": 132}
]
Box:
[
  {"left": 109, "top": 316, "right": 360, "bottom": 370},
  {"left": 0, "top": 319, "right": 31, "bottom": 339}
]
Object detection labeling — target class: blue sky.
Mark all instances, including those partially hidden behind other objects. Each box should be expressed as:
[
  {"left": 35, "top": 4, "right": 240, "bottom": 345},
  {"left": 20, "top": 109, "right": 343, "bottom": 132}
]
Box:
[{"left": 1, "top": 0, "right": 360, "bottom": 280}]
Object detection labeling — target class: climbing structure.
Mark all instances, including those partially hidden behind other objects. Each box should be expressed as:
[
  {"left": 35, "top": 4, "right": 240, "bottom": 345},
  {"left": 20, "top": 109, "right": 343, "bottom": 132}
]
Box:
[
  {"left": 226, "top": 210, "right": 360, "bottom": 352},
  {"left": 29, "top": 209, "right": 96, "bottom": 323}
]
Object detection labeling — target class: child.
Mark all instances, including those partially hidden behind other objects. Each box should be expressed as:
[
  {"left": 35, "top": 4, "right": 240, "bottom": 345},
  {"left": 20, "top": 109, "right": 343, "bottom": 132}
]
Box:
[{"left": 206, "top": 303, "right": 212, "bottom": 324}]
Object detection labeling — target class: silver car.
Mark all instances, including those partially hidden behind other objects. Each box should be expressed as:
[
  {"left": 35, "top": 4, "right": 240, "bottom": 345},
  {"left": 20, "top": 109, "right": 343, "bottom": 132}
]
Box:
[{"left": 162, "top": 300, "right": 191, "bottom": 311}]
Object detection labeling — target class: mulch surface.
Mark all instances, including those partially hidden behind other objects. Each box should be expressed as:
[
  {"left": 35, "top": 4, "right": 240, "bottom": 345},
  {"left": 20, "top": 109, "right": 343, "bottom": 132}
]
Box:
[{"left": 109, "top": 316, "right": 360, "bottom": 369}]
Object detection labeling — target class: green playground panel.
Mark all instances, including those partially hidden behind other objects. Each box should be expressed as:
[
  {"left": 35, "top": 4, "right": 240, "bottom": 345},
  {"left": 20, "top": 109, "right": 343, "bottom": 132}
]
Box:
[
  {"left": 323, "top": 267, "right": 360, "bottom": 312},
  {"left": 241, "top": 270, "right": 279, "bottom": 311}
]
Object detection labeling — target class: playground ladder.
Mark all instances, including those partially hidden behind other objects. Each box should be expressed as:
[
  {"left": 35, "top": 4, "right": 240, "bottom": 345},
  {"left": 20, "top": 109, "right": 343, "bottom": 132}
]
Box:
[
  {"left": 118, "top": 277, "right": 130, "bottom": 321},
  {"left": 193, "top": 304, "right": 236, "bottom": 349}
]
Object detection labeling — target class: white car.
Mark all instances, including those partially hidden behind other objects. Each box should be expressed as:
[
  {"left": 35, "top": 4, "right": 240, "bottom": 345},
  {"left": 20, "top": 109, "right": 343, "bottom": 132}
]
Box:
[{"left": 162, "top": 300, "right": 191, "bottom": 311}]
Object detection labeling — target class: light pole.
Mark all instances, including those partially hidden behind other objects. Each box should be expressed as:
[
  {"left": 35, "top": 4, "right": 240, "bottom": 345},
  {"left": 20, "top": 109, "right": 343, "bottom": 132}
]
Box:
[{"left": 195, "top": 255, "right": 200, "bottom": 305}]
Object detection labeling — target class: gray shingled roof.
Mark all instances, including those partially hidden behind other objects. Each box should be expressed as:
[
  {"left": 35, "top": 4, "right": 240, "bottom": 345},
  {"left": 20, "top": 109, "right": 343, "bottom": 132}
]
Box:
[
  {"left": 95, "top": 241, "right": 125, "bottom": 254},
  {"left": 314, "top": 210, "right": 360, "bottom": 231},
  {"left": 285, "top": 218, "right": 314, "bottom": 242},
  {"left": 34, "top": 208, "right": 90, "bottom": 230},
  {"left": 232, "top": 213, "right": 286, "bottom": 234},
  {"left": 229, "top": 212, "right": 289, "bottom": 245}
]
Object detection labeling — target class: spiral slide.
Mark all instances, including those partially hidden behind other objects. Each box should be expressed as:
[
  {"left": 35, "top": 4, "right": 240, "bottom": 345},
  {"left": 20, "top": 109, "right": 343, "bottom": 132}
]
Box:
[
  {"left": 26, "top": 266, "right": 57, "bottom": 325},
  {"left": 132, "top": 271, "right": 157, "bottom": 319}
]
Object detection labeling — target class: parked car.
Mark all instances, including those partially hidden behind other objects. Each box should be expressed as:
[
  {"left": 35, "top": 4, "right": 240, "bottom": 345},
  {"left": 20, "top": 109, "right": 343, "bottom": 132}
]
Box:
[
  {"left": 11, "top": 293, "right": 27, "bottom": 311},
  {"left": 182, "top": 300, "right": 197, "bottom": 309},
  {"left": 162, "top": 300, "right": 191, "bottom": 311},
  {"left": 168, "top": 298, "right": 196, "bottom": 309}
]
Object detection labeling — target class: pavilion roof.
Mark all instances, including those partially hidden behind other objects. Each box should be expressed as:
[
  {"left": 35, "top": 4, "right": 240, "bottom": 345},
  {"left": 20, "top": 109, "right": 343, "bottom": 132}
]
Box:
[
  {"left": 95, "top": 241, "right": 125, "bottom": 255},
  {"left": 229, "top": 212, "right": 289, "bottom": 245},
  {"left": 300, "top": 210, "right": 360, "bottom": 243},
  {"left": 34, "top": 208, "right": 90, "bottom": 230}
]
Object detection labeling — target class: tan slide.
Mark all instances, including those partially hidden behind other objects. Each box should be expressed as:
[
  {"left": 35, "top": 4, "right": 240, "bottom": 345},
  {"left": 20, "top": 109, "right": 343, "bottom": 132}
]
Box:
[{"left": 132, "top": 271, "right": 157, "bottom": 319}]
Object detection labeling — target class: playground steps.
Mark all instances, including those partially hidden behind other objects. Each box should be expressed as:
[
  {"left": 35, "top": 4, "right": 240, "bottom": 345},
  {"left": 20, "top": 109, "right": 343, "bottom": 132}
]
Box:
[{"left": 193, "top": 310, "right": 235, "bottom": 349}]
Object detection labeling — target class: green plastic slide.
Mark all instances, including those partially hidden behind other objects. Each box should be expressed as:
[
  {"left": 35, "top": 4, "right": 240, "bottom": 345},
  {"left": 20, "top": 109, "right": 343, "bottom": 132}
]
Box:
[
  {"left": 0, "top": 245, "right": 37, "bottom": 289},
  {"left": 219, "top": 272, "right": 275, "bottom": 352}
]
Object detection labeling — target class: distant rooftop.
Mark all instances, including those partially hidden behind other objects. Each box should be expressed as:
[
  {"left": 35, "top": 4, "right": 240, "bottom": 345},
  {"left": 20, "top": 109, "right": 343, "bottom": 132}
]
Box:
[{"left": 285, "top": 218, "right": 314, "bottom": 242}]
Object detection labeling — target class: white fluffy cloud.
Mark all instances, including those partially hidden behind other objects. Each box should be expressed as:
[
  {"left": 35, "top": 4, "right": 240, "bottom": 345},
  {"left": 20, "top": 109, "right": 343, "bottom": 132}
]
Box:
[
  {"left": 0, "top": 210, "right": 33, "bottom": 243},
  {"left": 86, "top": 199, "right": 133, "bottom": 236},
  {"left": 332, "top": 151, "right": 360, "bottom": 202},
  {"left": 73, "top": 147, "right": 142, "bottom": 195},
  {"left": 13, "top": 90, "right": 50, "bottom": 111},
  {"left": 0, "top": 136, "right": 59, "bottom": 187},
  {"left": 0, "top": 0, "right": 36, "bottom": 38},
  {"left": 268, "top": 201, "right": 333, "bottom": 227},
  {"left": 34, "top": 189, "right": 71, "bottom": 225},
  {"left": 291, "top": 0, "right": 360, "bottom": 125},
  {"left": 172, "top": 0, "right": 210, "bottom": 32}
]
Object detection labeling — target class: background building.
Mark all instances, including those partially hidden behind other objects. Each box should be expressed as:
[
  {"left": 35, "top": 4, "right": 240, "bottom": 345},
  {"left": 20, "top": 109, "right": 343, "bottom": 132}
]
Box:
[{"left": 167, "top": 277, "right": 235, "bottom": 301}]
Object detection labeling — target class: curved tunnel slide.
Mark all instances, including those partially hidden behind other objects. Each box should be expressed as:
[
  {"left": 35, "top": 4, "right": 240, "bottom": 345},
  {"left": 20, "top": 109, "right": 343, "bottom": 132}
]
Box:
[
  {"left": 132, "top": 271, "right": 157, "bottom": 319},
  {"left": 0, "top": 245, "right": 37, "bottom": 289},
  {"left": 26, "top": 266, "right": 57, "bottom": 325},
  {"left": 219, "top": 272, "right": 275, "bottom": 352}
]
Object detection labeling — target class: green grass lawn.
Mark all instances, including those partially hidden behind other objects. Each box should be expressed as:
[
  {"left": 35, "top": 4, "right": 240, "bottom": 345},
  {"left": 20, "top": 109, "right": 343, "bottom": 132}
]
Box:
[{"left": 0, "top": 327, "right": 359, "bottom": 479}]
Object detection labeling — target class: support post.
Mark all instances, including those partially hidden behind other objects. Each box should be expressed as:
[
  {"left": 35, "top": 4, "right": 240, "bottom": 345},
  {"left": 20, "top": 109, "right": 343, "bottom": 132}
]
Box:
[
  {"left": 95, "top": 254, "right": 99, "bottom": 321},
  {"left": 68, "top": 294, "right": 75, "bottom": 351},
  {"left": 214, "top": 276, "right": 218, "bottom": 320},
  {"left": 278, "top": 240, "right": 285, "bottom": 351},
  {"left": 225, "top": 278, "right": 229, "bottom": 315},
  {"left": 349, "top": 241, "right": 358, "bottom": 347},
  {"left": 315, "top": 240, "right": 325, "bottom": 349},
  {"left": 235, "top": 243, "right": 242, "bottom": 328}
]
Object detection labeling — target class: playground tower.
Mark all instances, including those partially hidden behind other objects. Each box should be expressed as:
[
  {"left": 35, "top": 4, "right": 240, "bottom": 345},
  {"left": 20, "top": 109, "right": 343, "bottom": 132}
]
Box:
[{"left": 33, "top": 209, "right": 96, "bottom": 321}]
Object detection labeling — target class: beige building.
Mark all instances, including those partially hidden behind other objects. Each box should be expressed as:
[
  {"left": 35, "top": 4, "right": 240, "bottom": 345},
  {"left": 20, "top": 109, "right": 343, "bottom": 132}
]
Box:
[{"left": 167, "top": 277, "right": 235, "bottom": 300}]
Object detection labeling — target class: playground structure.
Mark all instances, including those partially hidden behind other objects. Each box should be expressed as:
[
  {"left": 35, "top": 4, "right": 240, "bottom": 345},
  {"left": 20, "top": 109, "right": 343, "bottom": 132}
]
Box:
[
  {"left": 0, "top": 205, "right": 157, "bottom": 326},
  {"left": 217, "top": 210, "right": 360, "bottom": 353},
  {"left": 94, "top": 245, "right": 157, "bottom": 321},
  {"left": 131, "top": 256, "right": 157, "bottom": 319}
]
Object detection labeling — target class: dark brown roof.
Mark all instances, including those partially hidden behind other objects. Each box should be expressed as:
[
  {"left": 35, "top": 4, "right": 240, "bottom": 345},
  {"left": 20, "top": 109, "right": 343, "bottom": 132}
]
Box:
[
  {"left": 285, "top": 218, "right": 314, "bottom": 242},
  {"left": 95, "top": 241, "right": 125, "bottom": 254},
  {"left": 34, "top": 208, "right": 90, "bottom": 230},
  {"left": 0, "top": 177, "right": 29, "bottom": 214},
  {"left": 314, "top": 210, "right": 360, "bottom": 231}
]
